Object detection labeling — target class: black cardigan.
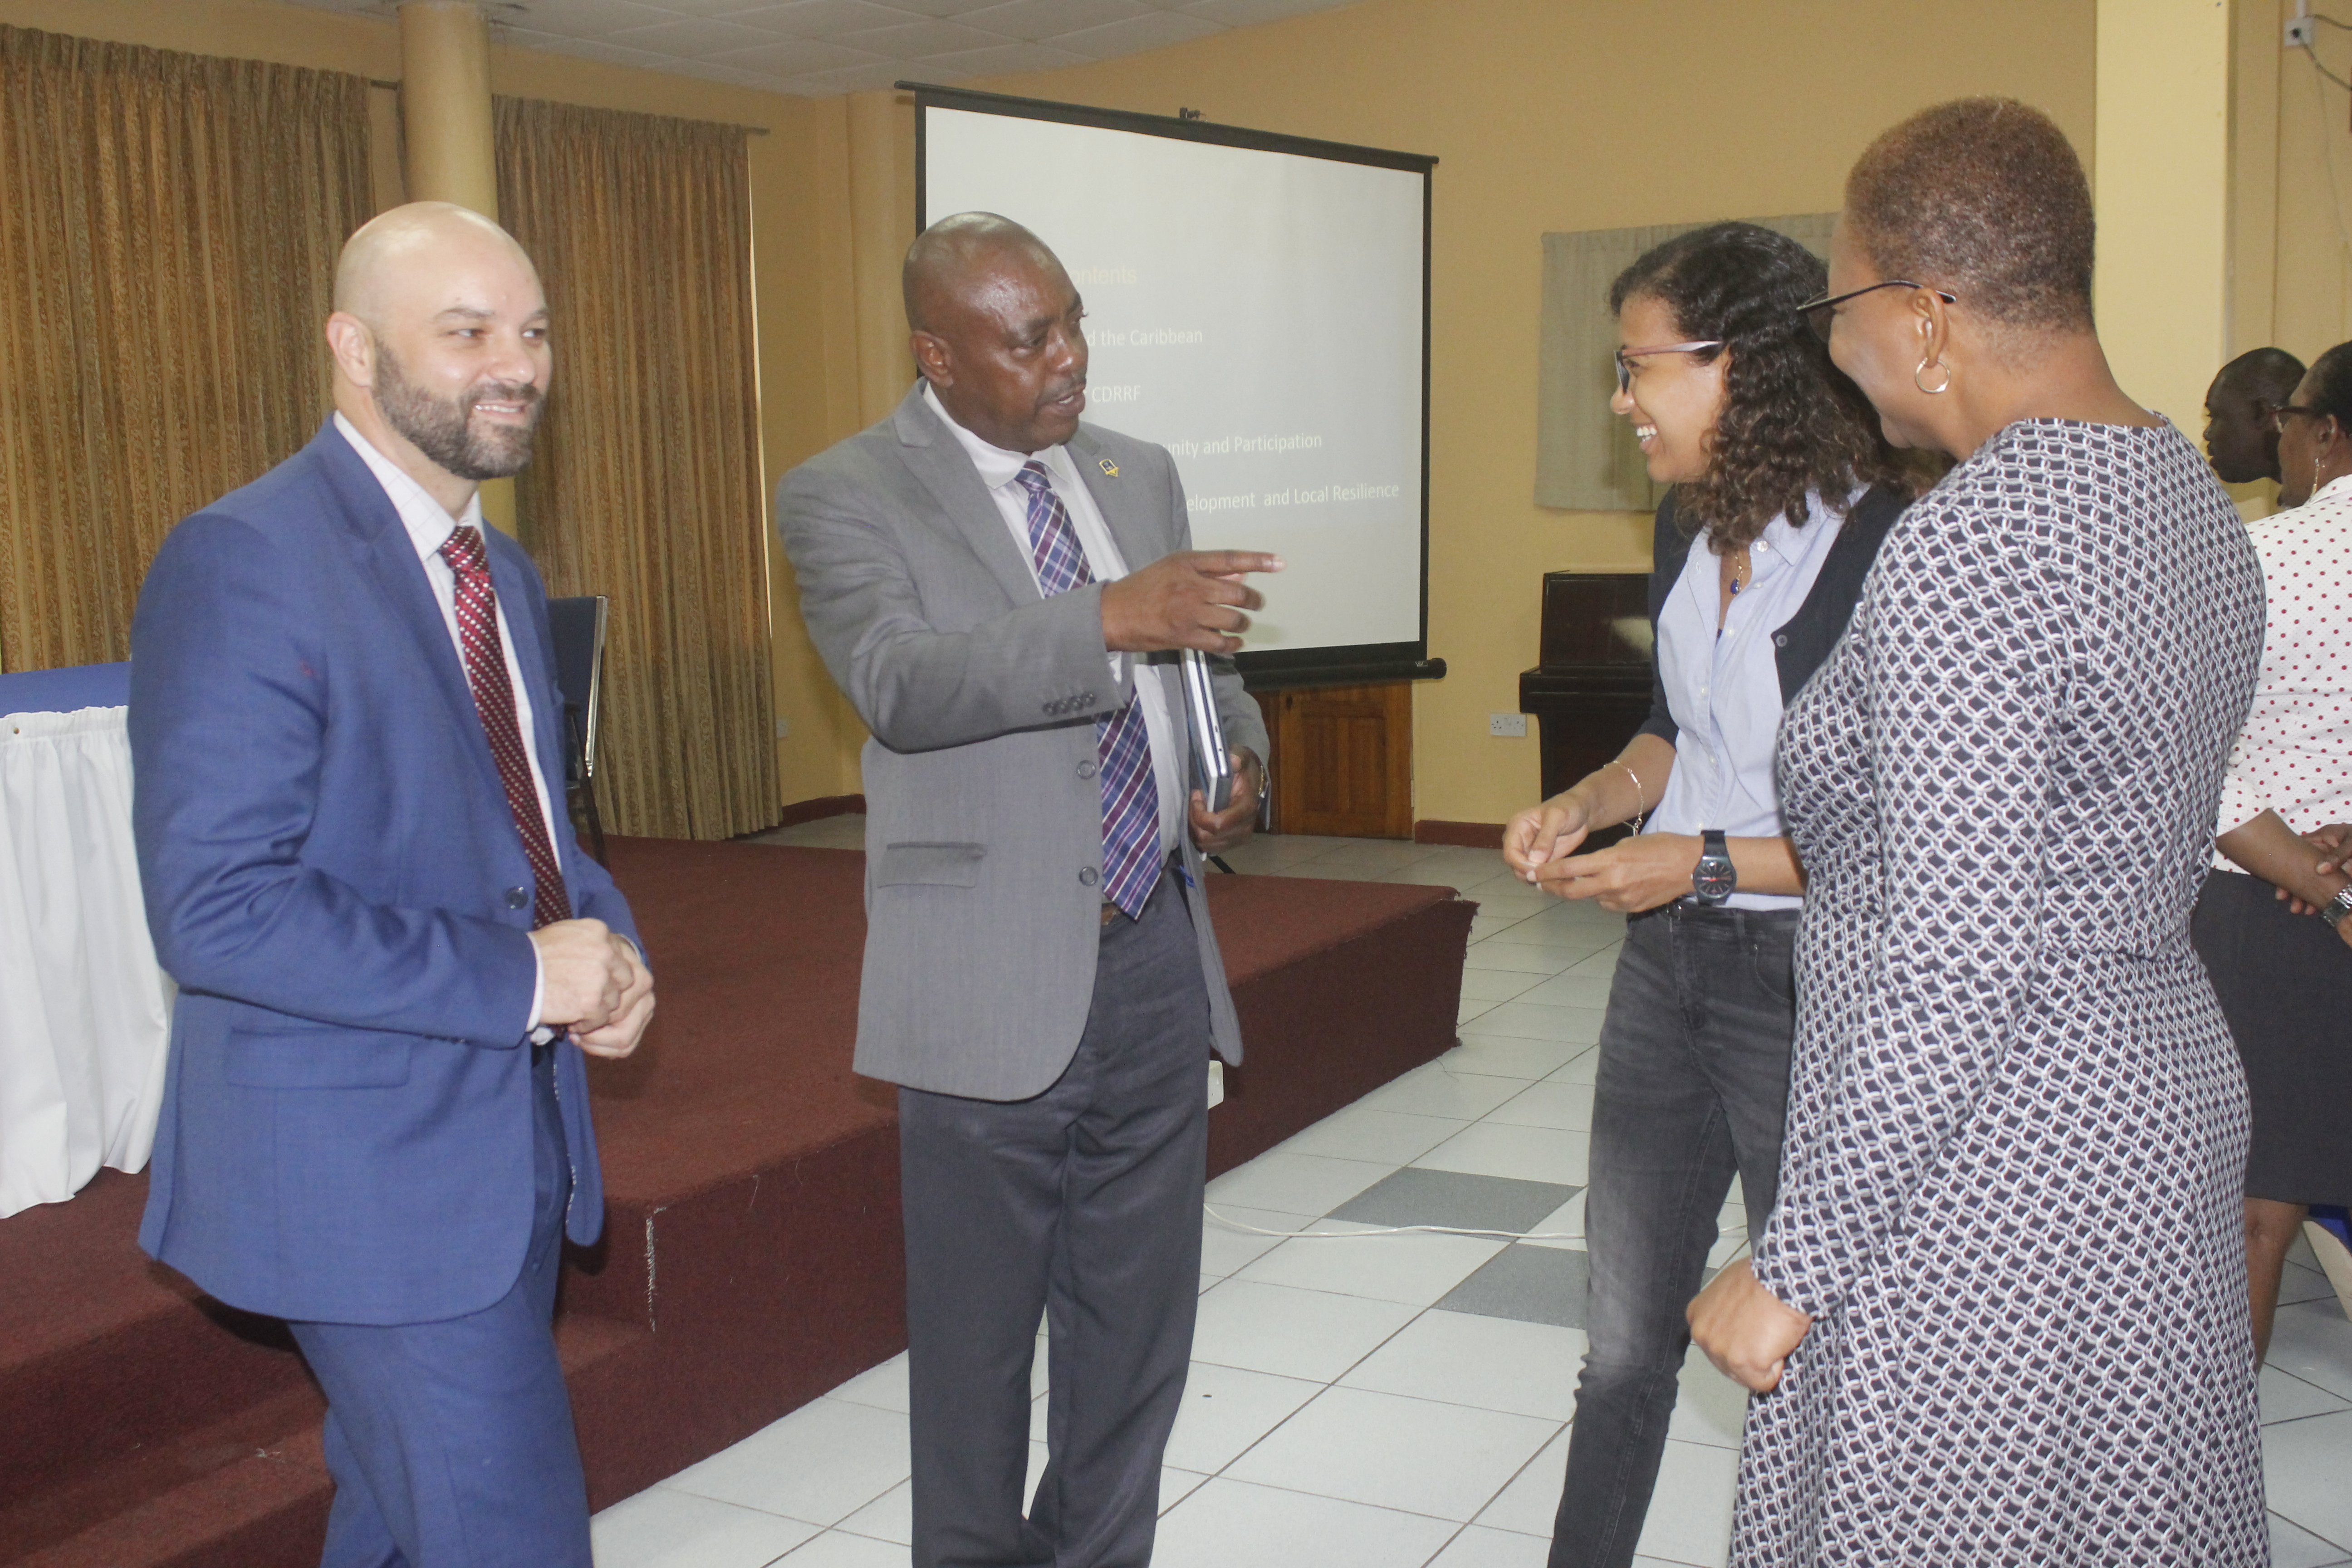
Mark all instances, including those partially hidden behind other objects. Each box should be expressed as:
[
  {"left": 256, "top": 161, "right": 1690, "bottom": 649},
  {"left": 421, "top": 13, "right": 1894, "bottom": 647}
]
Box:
[{"left": 1635, "top": 481, "right": 1907, "bottom": 746}]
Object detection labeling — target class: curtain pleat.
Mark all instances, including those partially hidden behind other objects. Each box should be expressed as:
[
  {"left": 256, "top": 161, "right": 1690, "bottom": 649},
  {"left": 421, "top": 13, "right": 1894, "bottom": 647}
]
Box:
[
  {"left": 0, "top": 25, "right": 371, "bottom": 671},
  {"left": 495, "top": 95, "right": 777, "bottom": 841}
]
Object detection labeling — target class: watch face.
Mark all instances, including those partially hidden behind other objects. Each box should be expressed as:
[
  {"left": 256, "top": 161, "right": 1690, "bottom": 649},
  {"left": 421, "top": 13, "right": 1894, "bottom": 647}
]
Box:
[{"left": 1694, "top": 856, "right": 1736, "bottom": 899}]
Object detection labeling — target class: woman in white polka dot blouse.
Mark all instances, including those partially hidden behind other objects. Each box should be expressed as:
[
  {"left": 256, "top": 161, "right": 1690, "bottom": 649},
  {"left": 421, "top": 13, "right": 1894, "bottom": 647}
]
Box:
[{"left": 2191, "top": 337, "right": 2352, "bottom": 1367}]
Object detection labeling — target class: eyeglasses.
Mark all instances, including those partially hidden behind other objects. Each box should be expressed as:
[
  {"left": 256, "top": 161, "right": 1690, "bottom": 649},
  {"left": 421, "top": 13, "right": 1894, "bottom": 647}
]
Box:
[
  {"left": 1614, "top": 340, "right": 1725, "bottom": 394},
  {"left": 1796, "top": 280, "right": 1960, "bottom": 342},
  {"left": 2274, "top": 404, "right": 2332, "bottom": 433}
]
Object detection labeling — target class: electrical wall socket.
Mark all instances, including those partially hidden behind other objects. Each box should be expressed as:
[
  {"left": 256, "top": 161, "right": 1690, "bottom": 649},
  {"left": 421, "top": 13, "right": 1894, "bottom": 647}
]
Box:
[
  {"left": 2289, "top": 15, "right": 2317, "bottom": 46},
  {"left": 1489, "top": 712, "right": 1529, "bottom": 738}
]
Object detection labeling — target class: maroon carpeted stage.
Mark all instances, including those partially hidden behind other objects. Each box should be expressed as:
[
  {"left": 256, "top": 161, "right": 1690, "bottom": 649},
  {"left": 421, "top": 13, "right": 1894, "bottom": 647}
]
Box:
[{"left": 0, "top": 839, "right": 1473, "bottom": 1568}]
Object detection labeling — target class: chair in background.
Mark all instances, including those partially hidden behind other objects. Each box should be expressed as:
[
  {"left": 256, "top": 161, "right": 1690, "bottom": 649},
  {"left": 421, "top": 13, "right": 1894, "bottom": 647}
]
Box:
[{"left": 545, "top": 595, "right": 609, "bottom": 867}]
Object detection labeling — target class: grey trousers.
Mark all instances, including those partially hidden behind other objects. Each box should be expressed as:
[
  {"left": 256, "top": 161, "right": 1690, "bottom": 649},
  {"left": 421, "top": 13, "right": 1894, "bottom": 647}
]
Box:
[{"left": 899, "top": 868, "right": 1212, "bottom": 1568}]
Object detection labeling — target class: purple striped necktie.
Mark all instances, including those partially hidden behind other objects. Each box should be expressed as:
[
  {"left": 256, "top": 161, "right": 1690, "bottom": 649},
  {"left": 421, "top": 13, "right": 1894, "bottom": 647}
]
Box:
[
  {"left": 1012, "top": 461, "right": 1162, "bottom": 919},
  {"left": 439, "top": 524, "right": 571, "bottom": 930}
]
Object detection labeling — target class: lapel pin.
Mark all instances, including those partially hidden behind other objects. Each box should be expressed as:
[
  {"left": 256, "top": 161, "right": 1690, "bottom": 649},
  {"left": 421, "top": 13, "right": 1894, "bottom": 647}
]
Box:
[{"left": 1098, "top": 458, "right": 1119, "bottom": 478}]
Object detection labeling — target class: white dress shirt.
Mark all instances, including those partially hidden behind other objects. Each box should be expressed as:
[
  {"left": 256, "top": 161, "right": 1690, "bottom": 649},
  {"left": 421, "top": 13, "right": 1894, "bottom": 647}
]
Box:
[
  {"left": 1645, "top": 492, "right": 1853, "bottom": 911},
  {"left": 921, "top": 382, "right": 1185, "bottom": 852},
  {"left": 335, "top": 412, "right": 560, "bottom": 1031},
  {"left": 2213, "top": 471, "right": 2352, "bottom": 863}
]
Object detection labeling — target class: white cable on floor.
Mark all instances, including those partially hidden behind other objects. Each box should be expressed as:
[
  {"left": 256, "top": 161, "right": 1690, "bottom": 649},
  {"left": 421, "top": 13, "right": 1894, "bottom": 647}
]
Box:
[{"left": 1205, "top": 1201, "right": 1579, "bottom": 1242}]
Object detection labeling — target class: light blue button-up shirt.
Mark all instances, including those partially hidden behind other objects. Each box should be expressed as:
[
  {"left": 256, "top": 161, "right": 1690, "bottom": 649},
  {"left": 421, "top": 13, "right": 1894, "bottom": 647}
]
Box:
[{"left": 1644, "top": 491, "right": 1853, "bottom": 910}]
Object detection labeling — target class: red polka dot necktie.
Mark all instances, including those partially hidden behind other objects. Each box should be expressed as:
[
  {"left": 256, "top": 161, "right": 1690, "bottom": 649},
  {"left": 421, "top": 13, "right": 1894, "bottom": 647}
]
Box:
[{"left": 439, "top": 524, "right": 571, "bottom": 930}]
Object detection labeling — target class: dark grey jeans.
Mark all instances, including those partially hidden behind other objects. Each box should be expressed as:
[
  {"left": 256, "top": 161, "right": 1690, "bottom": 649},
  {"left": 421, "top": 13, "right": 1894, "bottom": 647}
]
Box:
[{"left": 1547, "top": 901, "right": 1799, "bottom": 1568}]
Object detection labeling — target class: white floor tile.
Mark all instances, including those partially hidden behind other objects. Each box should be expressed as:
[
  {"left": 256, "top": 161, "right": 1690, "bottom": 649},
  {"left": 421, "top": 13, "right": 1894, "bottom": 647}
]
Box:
[
  {"left": 1461, "top": 996, "right": 1500, "bottom": 1025},
  {"left": 592, "top": 1488, "right": 820, "bottom": 1568},
  {"left": 1546, "top": 1048, "right": 1602, "bottom": 1086},
  {"left": 1469, "top": 914, "right": 1535, "bottom": 941},
  {"left": 1429, "top": 1523, "right": 1554, "bottom": 1566},
  {"left": 1666, "top": 1347, "right": 1751, "bottom": 1449},
  {"left": 1152, "top": 1477, "right": 1460, "bottom": 1568},
  {"left": 1485, "top": 1080, "right": 1596, "bottom": 1132},
  {"left": 1444, "top": 1032, "right": 1590, "bottom": 1081},
  {"left": 775, "top": 1531, "right": 908, "bottom": 1566},
  {"left": 1474, "top": 1427, "right": 1568, "bottom": 1536},
  {"left": 659, "top": 1397, "right": 910, "bottom": 1528},
  {"left": 1460, "top": 967, "right": 1547, "bottom": 1004},
  {"left": 2267, "top": 1409, "right": 2352, "bottom": 1551},
  {"left": 832, "top": 1479, "right": 909, "bottom": 1547},
  {"left": 1459, "top": 1002, "right": 1607, "bottom": 1045},
  {"left": 1465, "top": 942, "right": 1584, "bottom": 976},
  {"left": 1203, "top": 1204, "right": 1318, "bottom": 1278},
  {"left": 2265, "top": 1362, "right": 2352, "bottom": 1425},
  {"left": 1517, "top": 1191, "right": 1587, "bottom": 1249},
  {"left": 1631, "top": 1439, "right": 1737, "bottom": 1568},
  {"left": 1279, "top": 1105, "right": 1471, "bottom": 1165},
  {"left": 1188, "top": 1278, "right": 1421, "bottom": 1382},
  {"left": 1161, "top": 1468, "right": 1212, "bottom": 1515},
  {"left": 2283, "top": 1258, "right": 2342, "bottom": 1308},
  {"left": 1226, "top": 1385, "right": 1560, "bottom": 1522},
  {"left": 1235, "top": 1225, "right": 1507, "bottom": 1306},
  {"left": 1472, "top": 929, "right": 1619, "bottom": 963},
  {"left": 1162, "top": 1360, "right": 1327, "bottom": 1472},
  {"left": 1514, "top": 972, "right": 1619, "bottom": 1011},
  {"left": 1205, "top": 1150, "right": 1396, "bottom": 1216},
  {"left": 2270, "top": 1509, "right": 2352, "bottom": 1568},
  {"left": 1416, "top": 1123, "right": 1592, "bottom": 1186},
  {"left": 823, "top": 1355, "right": 908, "bottom": 1415},
  {"left": 1341, "top": 1308, "right": 1587, "bottom": 1421},
  {"left": 1566, "top": 944, "right": 1622, "bottom": 975},
  {"left": 1357, "top": 1061, "right": 1532, "bottom": 1120},
  {"left": 2268, "top": 1298, "right": 2352, "bottom": 1402}
]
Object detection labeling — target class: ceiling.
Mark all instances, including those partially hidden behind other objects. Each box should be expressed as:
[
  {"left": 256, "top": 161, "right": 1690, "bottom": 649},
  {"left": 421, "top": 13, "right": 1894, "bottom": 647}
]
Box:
[{"left": 279, "top": 0, "right": 1363, "bottom": 98}]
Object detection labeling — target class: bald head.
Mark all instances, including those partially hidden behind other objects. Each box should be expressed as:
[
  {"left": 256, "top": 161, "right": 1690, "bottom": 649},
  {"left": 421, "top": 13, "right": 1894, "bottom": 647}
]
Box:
[
  {"left": 325, "top": 201, "right": 552, "bottom": 505},
  {"left": 903, "top": 212, "right": 1089, "bottom": 453},
  {"left": 2205, "top": 346, "right": 2308, "bottom": 485}
]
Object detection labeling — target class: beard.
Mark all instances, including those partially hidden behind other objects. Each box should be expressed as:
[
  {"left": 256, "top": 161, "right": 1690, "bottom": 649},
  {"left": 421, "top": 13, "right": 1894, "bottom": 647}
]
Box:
[{"left": 374, "top": 345, "right": 544, "bottom": 481}]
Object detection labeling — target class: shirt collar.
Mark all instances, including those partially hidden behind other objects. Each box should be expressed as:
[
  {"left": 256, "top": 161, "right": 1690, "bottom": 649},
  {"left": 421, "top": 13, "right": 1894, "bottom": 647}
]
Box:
[
  {"left": 921, "top": 380, "right": 1070, "bottom": 492},
  {"left": 333, "top": 411, "right": 486, "bottom": 560}
]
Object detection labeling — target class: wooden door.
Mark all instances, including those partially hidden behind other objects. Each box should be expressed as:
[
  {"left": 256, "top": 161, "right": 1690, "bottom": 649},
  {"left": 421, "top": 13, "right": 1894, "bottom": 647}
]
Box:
[{"left": 1252, "top": 681, "right": 1414, "bottom": 839}]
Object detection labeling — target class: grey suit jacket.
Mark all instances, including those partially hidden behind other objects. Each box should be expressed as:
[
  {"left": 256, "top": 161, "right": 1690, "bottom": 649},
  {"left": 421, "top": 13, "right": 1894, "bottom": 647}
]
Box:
[{"left": 776, "top": 383, "right": 1269, "bottom": 1101}]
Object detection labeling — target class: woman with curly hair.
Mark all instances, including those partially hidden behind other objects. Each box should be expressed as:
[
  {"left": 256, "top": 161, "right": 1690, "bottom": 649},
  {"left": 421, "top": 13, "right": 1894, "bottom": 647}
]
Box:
[
  {"left": 1500, "top": 220, "right": 1909, "bottom": 1568},
  {"left": 1689, "top": 99, "right": 2268, "bottom": 1566}
]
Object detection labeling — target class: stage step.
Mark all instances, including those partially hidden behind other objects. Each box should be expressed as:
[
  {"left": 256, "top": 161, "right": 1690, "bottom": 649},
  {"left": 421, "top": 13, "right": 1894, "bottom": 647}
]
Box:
[{"left": 4, "top": 1304, "right": 647, "bottom": 1568}]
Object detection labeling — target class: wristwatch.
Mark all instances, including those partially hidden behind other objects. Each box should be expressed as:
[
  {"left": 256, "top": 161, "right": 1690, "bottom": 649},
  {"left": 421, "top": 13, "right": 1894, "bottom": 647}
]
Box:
[
  {"left": 2322, "top": 887, "right": 2352, "bottom": 928},
  {"left": 1691, "top": 829, "right": 1736, "bottom": 906}
]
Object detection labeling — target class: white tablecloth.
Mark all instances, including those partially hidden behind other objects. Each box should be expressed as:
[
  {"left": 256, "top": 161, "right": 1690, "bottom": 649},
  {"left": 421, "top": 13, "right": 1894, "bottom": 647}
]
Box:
[{"left": 0, "top": 706, "right": 174, "bottom": 1217}]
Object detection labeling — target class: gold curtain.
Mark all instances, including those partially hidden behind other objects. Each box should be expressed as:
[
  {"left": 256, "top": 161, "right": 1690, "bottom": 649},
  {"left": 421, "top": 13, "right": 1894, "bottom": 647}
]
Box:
[
  {"left": 495, "top": 95, "right": 777, "bottom": 842},
  {"left": 0, "top": 26, "right": 372, "bottom": 672}
]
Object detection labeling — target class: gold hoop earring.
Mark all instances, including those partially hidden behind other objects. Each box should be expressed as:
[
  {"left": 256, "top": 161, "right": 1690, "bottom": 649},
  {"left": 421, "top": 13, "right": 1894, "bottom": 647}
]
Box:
[{"left": 1914, "top": 356, "right": 1951, "bottom": 395}]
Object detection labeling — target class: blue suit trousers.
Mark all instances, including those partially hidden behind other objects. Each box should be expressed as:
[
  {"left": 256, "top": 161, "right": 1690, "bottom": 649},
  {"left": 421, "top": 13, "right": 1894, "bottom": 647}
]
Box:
[{"left": 288, "top": 1047, "right": 589, "bottom": 1568}]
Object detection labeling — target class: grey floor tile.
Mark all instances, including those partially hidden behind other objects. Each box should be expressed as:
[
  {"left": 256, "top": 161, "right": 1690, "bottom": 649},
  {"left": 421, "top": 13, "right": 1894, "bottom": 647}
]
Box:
[
  {"left": 1436, "top": 1243, "right": 1590, "bottom": 1330},
  {"left": 2284, "top": 1257, "right": 2342, "bottom": 1308},
  {"left": 2264, "top": 1363, "right": 2352, "bottom": 1425},
  {"left": 1329, "top": 1168, "right": 1580, "bottom": 1234},
  {"left": 2265, "top": 1409, "right": 2352, "bottom": 1548},
  {"left": 2272, "top": 1509, "right": 2352, "bottom": 1568}
]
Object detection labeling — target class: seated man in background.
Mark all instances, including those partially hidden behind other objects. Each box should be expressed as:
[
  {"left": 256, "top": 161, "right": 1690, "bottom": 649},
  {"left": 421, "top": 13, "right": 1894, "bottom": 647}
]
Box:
[
  {"left": 2205, "top": 345, "right": 2306, "bottom": 488},
  {"left": 776, "top": 211, "right": 1276, "bottom": 1568},
  {"left": 130, "top": 201, "right": 653, "bottom": 1568}
]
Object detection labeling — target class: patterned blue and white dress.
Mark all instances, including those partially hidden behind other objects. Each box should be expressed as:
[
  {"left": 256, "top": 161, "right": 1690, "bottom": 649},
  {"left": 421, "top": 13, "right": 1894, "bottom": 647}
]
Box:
[{"left": 1736, "top": 420, "right": 2271, "bottom": 1566}]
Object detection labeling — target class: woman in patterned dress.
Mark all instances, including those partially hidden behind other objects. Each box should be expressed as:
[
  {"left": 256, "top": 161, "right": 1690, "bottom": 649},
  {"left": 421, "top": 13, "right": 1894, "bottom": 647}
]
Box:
[{"left": 1686, "top": 98, "right": 2272, "bottom": 1565}]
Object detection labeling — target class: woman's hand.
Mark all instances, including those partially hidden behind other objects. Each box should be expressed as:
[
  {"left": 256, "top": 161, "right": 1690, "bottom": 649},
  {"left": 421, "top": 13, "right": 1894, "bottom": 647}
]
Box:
[
  {"left": 1688, "top": 1259, "right": 1812, "bottom": 1393},
  {"left": 1534, "top": 833, "right": 1699, "bottom": 911},
  {"left": 1502, "top": 793, "right": 1593, "bottom": 883},
  {"left": 2277, "top": 824, "right": 2352, "bottom": 915}
]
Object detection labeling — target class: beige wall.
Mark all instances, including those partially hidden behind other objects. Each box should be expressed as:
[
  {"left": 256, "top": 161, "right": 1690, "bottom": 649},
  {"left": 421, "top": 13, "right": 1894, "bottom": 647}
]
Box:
[
  {"left": 959, "top": 0, "right": 2097, "bottom": 825},
  {"left": 0, "top": 0, "right": 868, "bottom": 808},
  {"left": 7, "top": 0, "right": 2105, "bottom": 824},
  {"left": 2241, "top": 0, "right": 2352, "bottom": 373}
]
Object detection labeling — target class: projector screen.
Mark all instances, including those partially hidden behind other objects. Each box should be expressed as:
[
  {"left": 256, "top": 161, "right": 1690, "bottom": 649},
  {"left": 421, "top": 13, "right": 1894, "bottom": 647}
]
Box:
[{"left": 915, "top": 87, "right": 1438, "bottom": 686}]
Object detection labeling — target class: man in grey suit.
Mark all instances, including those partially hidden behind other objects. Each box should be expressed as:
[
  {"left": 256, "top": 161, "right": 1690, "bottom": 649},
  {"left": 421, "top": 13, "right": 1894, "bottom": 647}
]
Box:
[{"left": 776, "top": 212, "right": 1280, "bottom": 1568}]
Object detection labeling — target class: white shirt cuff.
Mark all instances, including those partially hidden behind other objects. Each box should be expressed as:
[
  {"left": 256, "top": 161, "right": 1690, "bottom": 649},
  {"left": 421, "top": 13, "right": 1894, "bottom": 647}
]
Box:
[{"left": 526, "top": 937, "right": 550, "bottom": 1044}]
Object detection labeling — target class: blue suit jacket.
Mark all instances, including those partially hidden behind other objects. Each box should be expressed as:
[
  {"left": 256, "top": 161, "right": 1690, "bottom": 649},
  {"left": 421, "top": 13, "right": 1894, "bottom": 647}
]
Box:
[{"left": 130, "top": 420, "right": 639, "bottom": 1327}]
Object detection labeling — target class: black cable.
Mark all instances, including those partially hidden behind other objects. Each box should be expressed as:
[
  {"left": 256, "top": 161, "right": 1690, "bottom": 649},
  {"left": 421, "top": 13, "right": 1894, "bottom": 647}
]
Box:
[{"left": 2308, "top": 41, "right": 2352, "bottom": 93}]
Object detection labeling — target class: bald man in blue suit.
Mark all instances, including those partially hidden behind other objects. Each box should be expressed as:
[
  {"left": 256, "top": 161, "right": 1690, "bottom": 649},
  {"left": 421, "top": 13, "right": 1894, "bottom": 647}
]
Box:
[{"left": 130, "top": 203, "right": 654, "bottom": 1568}]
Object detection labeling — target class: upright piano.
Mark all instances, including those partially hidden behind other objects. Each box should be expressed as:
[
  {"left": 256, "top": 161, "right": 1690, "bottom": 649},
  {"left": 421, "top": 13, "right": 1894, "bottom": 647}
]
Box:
[{"left": 1516, "top": 571, "right": 1653, "bottom": 847}]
